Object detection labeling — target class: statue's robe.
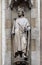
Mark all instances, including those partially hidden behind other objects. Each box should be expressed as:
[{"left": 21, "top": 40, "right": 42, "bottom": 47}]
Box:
[{"left": 12, "top": 17, "right": 30, "bottom": 55}]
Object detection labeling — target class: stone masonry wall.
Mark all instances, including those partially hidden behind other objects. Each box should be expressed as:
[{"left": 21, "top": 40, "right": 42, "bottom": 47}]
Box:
[{"left": 1, "top": 0, "right": 40, "bottom": 65}]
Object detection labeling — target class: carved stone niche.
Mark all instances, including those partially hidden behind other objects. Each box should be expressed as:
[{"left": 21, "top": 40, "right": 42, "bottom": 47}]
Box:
[{"left": 9, "top": 0, "right": 32, "bottom": 10}]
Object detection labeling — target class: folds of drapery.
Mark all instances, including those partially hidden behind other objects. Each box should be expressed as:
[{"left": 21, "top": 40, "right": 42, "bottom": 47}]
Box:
[{"left": 12, "top": 18, "right": 30, "bottom": 55}]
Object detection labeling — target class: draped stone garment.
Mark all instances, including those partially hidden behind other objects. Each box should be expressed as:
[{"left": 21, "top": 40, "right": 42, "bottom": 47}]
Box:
[{"left": 12, "top": 17, "right": 30, "bottom": 54}]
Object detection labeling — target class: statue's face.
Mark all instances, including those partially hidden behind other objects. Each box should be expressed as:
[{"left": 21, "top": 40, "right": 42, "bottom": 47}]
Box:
[
  {"left": 18, "top": 10, "right": 22, "bottom": 16},
  {"left": 18, "top": 7, "right": 24, "bottom": 17}
]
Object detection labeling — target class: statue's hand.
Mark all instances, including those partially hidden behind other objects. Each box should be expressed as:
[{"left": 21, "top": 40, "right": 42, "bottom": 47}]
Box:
[
  {"left": 24, "top": 27, "right": 27, "bottom": 32},
  {"left": 11, "top": 33, "right": 15, "bottom": 36},
  {"left": 11, "top": 33, "right": 15, "bottom": 38}
]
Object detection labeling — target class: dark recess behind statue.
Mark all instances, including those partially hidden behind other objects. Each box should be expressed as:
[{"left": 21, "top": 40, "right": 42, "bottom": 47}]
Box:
[{"left": 10, "top": 0, "right": 32, "bottom": 10}]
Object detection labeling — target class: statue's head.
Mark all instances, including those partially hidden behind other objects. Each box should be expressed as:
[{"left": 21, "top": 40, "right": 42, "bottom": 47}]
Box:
[{"left": 18, "top": 7, "right": 24, "bottom": 17}]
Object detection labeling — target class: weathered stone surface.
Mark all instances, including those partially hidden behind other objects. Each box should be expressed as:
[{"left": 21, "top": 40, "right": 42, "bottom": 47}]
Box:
[
  {"left": 0, "top": 0, "right": 2, "bottom": 65},
  {"left": 31, "top": 18, "right": 36, "bottom": 27},
  {"left": 5, "top": 9, "right": 12, "bottom": 20},
  {"left": 6, "top": 39, "right": 11, "bottom": 51},
  {"left": 31, "top": 28, "right": 39, "bottom": 39},
  {"left": 5, "top": 29, "right": 11, "bottom": 39},
  {"left": 31, "top": 8, "right": 37, "bottom": 18},
  {"left": 33, "top": 0, "right": 36, "bottom": 8},
  {"left": 0, "top": 35, "right": 2, "bottom": 65},
  {"left": 31, "top": 39, "right": 36, "bottom": 51},
  {"left": 5, "top": 20, "right": 11, "bottom": 28},
  {"left": 40, "top": 0, "right": 42, "bottom": 65},
  {"left": 4, "top": 39, "right": 11, "bottom": 65},
  {"left": 0, "top": 12, "right": 1, "bottom": 19},
  {"left": 5, "top": 51, "right": 11, "bottom": 65},
  {"left": 0, "top": 22, "right": 1, "bottom": 30},
  {"left": 31, "top": 52, "right": 37, "bottom": 65}
]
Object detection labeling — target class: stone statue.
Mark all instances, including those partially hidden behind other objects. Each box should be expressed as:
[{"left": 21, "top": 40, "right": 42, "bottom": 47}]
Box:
[{"left": 12, "top": 7, "right": 30, "bottom": 58}]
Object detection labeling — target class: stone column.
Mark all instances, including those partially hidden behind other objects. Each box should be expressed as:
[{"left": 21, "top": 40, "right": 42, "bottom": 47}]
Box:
[
  {"left": 2, "top": 0, "right": 6, "bottom": 65},
  {"left": 31, "top": 0, "right": 40, "bottom": 65},
  {"left": 0, "top": 0, "right": 2, "bottom": 65}
]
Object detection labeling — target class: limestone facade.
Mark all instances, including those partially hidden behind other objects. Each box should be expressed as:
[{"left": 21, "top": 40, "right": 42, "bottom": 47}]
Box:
[{"left": 0, "top": 0, "right": 40, "bottom": 65}]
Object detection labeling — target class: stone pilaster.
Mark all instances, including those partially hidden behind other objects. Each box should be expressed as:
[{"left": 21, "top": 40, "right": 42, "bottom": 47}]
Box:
[
  {"left": 0, "top": 0, "right": 2, "bottom": 65},
  {"left": 31, "top": 0, "right": 40, "bottom": 65}
]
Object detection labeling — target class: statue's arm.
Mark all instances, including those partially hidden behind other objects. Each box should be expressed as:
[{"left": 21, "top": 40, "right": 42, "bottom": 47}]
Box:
[
  {"left": 11, "top": 18, "right": 16, "bottom": 36},
  {"left": 11, "top": 24, "right": 15, "bottom": 35}
]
